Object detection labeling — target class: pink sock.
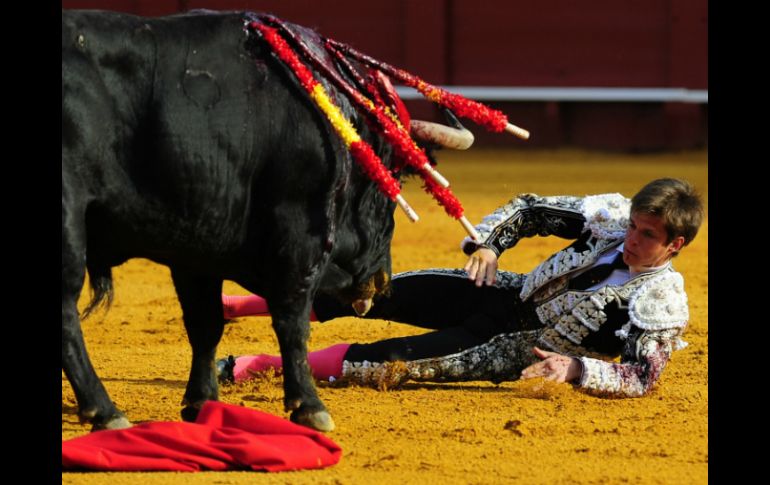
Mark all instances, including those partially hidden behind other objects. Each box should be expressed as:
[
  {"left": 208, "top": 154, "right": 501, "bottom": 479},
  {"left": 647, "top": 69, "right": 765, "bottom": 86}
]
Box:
[
  {"left": 222, "top": 294, "right": 318, "bottom": 320},
  {"left": 232, "top": 343, "right": 351, "bottom": 382},
  {"left": 233, "top": 354, "right": 283, "bottom": 382},
  {"left": 307, "top": 343, "right": 351, "bottom": 381},
  {"left": 222, "top": 294, "right": 269, "bottom": 318}
]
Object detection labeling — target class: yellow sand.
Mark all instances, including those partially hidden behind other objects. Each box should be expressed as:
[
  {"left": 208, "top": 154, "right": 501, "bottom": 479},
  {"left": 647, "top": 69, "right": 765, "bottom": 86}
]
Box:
[{"left": 62, "top": 148, "right": 708, "bottom": 484}]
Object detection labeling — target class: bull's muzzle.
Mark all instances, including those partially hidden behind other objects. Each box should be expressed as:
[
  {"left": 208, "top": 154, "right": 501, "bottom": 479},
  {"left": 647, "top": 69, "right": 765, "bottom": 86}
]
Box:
[
  {"left": 352, "top": 298, "right": 373, "bottom": 317},
  {"left": 349, "top": 268, "right": 390, "bottom": 317}
]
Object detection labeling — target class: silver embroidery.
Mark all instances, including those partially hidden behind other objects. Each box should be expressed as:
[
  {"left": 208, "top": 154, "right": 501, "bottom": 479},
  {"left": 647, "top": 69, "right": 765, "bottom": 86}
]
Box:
[
  {"left": 577, "top": 326, "right": 683, "bottom": 397},
  {"left": 460, "top": 194, "right": 583, "bottom": 254},
  {"left": 533, "top": 272, "right": 662, "bottom": 347},
  {"left": 537, "top": 328, "right": 606, "bottom": 360},
  {"left": 339, "top": 331, "right": 542, "bottom": 388},
  {"left": 628, "top": 272, "right": 689, "bottom": 330},
  {"left": 520, "top": 238, "right": 622, "bottom": 301},
  {"left": 580, "top": 193, "right": 631, "bottom": 239}
]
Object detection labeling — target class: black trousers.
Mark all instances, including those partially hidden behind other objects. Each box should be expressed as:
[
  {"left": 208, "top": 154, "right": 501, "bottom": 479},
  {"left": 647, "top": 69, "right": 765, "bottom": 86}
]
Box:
[{"left": 312, "top": 269, "right": 542, "bottom": 363}]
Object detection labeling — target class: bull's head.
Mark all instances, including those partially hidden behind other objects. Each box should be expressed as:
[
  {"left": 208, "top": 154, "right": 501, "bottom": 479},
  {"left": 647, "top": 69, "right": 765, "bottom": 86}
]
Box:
[{"left": 320, "top": 108, "right": 474, "bottom": 316}]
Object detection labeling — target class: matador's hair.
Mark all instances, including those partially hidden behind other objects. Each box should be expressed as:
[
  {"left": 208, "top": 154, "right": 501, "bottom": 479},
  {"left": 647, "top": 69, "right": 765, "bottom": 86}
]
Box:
[{"left": 631, "top": 178, "right": 704, "bottom": 255}]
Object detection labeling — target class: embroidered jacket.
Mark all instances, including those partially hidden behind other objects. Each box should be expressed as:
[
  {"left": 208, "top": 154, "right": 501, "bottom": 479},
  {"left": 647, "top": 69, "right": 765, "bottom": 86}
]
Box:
[{"left": 460, "top": 193, "right": 690, "bottom": 397}]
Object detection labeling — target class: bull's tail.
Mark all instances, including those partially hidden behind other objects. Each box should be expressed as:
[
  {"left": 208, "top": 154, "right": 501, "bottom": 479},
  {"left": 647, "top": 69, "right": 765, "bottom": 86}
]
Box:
[{"left": 80, "top": 264, "right": 114, "bottom": 320}]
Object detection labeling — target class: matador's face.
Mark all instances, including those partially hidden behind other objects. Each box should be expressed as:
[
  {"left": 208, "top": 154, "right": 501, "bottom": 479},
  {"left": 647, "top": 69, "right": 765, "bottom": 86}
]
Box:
[{"left": 623, "top": 212, "right": 684, "bottom": 271}]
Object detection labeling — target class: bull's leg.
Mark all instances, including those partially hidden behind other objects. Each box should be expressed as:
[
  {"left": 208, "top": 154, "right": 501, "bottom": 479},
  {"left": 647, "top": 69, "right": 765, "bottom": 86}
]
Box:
[
  {"left": 269, "top": 292, "right": 335, "bottom": 432},
  {"left": 170, "top": 269, "right": 225, "bottom": 422},
  {"left": 62, "top": 205, "right": 130, "bottom": 430}
]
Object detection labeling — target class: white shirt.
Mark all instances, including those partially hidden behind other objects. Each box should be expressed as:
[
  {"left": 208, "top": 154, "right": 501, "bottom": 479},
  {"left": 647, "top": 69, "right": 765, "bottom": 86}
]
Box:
[{"left": 583, "top": 243, "right": 668, "bottom": 291}]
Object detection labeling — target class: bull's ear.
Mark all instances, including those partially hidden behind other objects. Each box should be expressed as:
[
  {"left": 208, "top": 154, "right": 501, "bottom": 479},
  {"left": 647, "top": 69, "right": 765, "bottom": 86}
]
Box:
[
  {"left": 441, "top": 108, "right": 463, "bottom": 130},
  {"left": 422, "top": 144, "right": 439, "bottom": 167}
]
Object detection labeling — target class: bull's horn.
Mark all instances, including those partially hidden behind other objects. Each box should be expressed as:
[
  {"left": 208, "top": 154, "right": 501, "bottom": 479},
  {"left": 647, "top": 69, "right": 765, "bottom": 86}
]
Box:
[{"left": 410, "top": 120, "right": 474, "bottom": 150}]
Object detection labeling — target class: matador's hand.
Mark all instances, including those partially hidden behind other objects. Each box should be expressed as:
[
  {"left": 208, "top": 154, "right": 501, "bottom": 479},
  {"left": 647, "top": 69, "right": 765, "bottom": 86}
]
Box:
[
  {"left": 464, "top": 247, "right": 498, "bottom": 287},
  {"left": 520, "top": 347, "right": 582, "bottom": 383}
]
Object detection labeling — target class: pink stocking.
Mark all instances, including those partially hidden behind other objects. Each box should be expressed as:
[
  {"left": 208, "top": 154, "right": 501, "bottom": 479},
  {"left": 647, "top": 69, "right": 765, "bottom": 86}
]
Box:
[
  {"left": 232, "top": 343, "right": 351, "bottom": 382},
  {"left": 222, "top": 294, "right": 317, "bottom": 320}
]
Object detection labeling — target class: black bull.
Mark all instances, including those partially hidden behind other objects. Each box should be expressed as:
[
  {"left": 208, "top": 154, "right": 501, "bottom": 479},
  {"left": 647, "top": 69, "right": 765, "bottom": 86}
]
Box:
[{"left": 62, "top": 10, "right": 406, "bottom": 431}]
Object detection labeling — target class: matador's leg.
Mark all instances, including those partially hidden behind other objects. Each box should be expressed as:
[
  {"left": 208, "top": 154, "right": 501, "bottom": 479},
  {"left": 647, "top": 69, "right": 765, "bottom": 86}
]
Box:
[{"left": 338, "top": 330, "right": 542, "bottom": 390}]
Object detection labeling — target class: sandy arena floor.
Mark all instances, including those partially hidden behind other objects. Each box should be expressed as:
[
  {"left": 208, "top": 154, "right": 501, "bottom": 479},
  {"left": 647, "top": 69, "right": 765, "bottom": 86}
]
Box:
[{"left": 62, "top": 148, "right": 708, "bottom": 484}]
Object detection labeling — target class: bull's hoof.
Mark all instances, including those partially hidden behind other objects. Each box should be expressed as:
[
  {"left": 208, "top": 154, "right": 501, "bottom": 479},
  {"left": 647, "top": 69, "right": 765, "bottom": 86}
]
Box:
[
  {"left": 181, "top": 405, "right": 202, "bottom": 422},
  {"left": 91, "top": 412, "right": 132, "bottom": 431},
  {"left": 291, "top": 408, "right": 335, "bottom": 432}
]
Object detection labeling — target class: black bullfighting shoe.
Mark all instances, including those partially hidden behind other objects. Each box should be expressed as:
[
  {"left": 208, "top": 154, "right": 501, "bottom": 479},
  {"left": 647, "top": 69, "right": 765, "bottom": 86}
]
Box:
[{"left": 216, "top": 355, "right": 236, "bottom": 384}]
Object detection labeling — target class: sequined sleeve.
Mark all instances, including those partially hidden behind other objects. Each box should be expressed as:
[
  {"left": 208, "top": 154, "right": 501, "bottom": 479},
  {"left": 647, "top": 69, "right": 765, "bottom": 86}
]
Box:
[
  {"left": 576, "top": 326, "right": 682, "bottom": 397},
  {"left": 461, "top": 194, "right": 586, "bottom": 256}
]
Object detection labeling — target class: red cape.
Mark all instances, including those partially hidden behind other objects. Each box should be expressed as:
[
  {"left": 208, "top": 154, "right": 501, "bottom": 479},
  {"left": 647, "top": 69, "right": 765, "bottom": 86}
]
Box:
[{"left": 62, "top": 401, "right": 342, "bottom": 472}]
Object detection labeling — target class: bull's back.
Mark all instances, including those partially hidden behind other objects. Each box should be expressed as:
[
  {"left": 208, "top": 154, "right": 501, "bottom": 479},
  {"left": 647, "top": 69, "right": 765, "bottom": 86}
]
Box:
[{"left": 62, "top": 10, "right": 360, "bottom": 280}]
